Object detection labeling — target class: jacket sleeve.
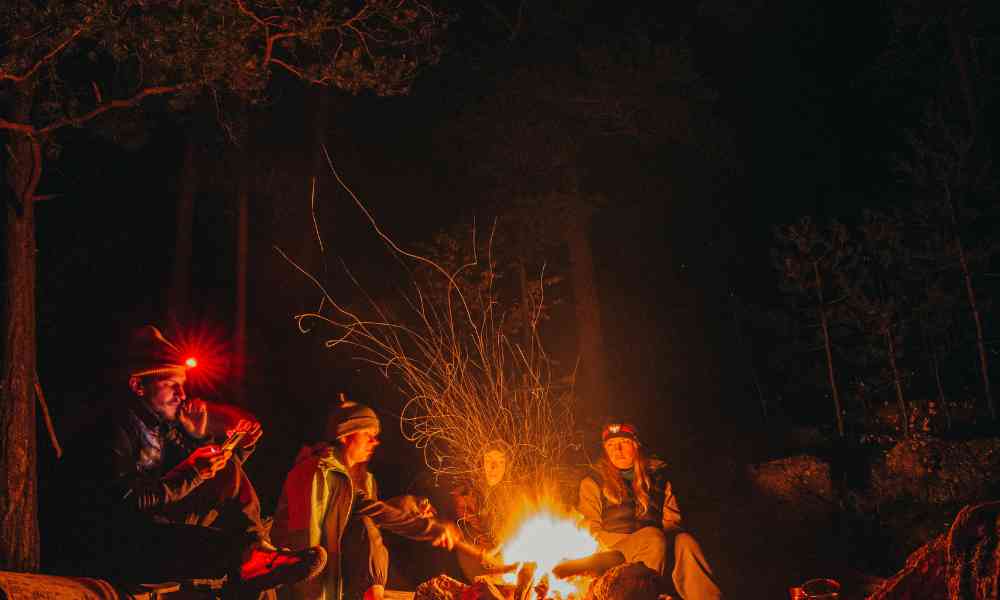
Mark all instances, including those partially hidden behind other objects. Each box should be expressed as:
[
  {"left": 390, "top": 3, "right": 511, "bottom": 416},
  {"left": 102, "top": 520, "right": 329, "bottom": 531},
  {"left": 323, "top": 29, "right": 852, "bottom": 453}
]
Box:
[
  {"left": 110, "top": 426, "right": 204, "bottom": 511},
  {"left": 661, "top": 480, "right": 684, "bottom": 533},
  {"left": 354, "top": 494, "right": 449, "bottom": 542},
  {"left": 578, "top": 477, "right": 618, "bottom": 549},
  {"left": 275, "top": 457, "right": 334, "bottom": 551}
]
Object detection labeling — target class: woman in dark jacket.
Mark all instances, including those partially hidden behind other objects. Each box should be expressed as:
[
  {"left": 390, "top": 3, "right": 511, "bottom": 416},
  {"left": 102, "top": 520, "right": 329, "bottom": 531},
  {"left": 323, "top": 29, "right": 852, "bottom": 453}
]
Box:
[{"left": 577, "top": 421, "right": 722, "bottom": 600}]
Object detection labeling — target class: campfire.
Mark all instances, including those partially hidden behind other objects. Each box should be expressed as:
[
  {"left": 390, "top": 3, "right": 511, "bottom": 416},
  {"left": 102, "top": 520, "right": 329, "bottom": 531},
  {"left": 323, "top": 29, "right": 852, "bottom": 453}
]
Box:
[
  {"left": 414, "top": 499, "right": 642, "bottom": 600},
  {"left": 498, "top": 507, "right": 599, "bottom": 597}
]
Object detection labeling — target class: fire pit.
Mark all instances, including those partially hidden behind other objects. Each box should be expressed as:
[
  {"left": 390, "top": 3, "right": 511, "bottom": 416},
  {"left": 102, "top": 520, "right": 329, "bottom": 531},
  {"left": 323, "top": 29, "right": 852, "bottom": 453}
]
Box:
[{"left": 416, "top": 508, "right": 664, "bottom": 600}]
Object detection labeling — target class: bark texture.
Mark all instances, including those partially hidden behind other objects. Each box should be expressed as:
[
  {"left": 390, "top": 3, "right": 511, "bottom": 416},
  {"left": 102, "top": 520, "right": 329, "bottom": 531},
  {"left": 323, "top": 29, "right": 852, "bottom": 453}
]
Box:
[
  {"left": 867, "top": 501, "right": 1000, "bottom": 600},
  {"left": 1, "top": 91, "right": 41, "bottom": 571}
]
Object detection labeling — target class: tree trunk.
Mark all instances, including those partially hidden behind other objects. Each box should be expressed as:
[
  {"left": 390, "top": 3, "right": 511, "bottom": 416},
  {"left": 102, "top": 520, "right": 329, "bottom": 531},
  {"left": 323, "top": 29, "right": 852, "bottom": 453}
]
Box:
[
  {"left": 943, "top": 181, "right": 995, "bottom": 421},
  {"left": 565, "top": 197, "right": 609, "bottom": 414},
  {"left": 955, "top": 237, "right": 994, "bottom": 421},
  {"left": 930, "top": 347, "right": 952, "bottom": 431},
  {"left": 947, "top": 7, "right": 977, "bottom": 133},
  {"left": 886, "top": 325, "right": 909, "bottom": 437},
  {"left": 169, "top": 136, "right": 199, "bottom": 323},
  {"left": 813, "top": 262, "right": 844, "bottom": 437},
  {"left": 1, "top": 90, "right": 41, "bottom": 571}
]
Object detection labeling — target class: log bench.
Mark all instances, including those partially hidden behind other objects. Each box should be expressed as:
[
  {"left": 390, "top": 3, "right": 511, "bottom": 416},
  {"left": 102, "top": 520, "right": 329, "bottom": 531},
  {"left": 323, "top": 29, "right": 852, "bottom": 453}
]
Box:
[{"left": 0, "top": 571, "right": 229, "bottom": 599}]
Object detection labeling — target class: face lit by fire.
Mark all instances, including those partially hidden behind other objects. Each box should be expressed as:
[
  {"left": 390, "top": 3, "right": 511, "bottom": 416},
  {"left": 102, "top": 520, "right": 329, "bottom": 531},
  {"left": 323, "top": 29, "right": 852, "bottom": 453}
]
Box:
[
  {"left": 131, "top": 373, "right": 187, "bottom": 423},
  {"left": 341, "top": 427, "right": 380, "bottom": 467},
  {"left": 482, "top": 449, "right": 507, "bottom": 487},
  {"left": 603, "top": 437, "right": 637, "bottom": 470}
]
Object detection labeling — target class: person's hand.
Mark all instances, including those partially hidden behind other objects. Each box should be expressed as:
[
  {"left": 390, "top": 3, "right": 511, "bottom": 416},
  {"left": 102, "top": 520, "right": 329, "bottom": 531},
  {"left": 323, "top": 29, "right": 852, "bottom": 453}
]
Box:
[
  {"left": 178, "top": 398, "right": 209, "bottom": 439},
  {"left": 431, "top": 521, "right": 461, "bottom": 551},
  {"left": 415, "top": 497, "right": 437, "bottom": 519},
  {"left": 228, "top": 419, "right": 262, "bottom": 449},
  {"left": 187, "top": 445, "right": 231, "bottom": 479}
]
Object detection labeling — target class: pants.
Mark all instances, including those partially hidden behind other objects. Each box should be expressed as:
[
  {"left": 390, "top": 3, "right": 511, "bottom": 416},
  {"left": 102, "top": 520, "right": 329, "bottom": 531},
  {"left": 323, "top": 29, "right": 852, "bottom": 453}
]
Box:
[
  {"left": 341, "top": 515, "right": 389, "bottom": 600},
  {"left": 602, "top": 527, "right": 723, "bottom": 600},
  {"left": 106, "top": 458, "right": 268, "bottom": 583}
]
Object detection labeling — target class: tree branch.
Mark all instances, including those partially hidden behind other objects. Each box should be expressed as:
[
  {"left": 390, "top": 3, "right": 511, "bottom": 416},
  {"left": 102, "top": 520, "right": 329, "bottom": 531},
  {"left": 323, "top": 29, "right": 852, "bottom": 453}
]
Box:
[
  {"left": 34, "top": 377, "right": 62, "bottom": 459},
  {"left": 233, "top": 0, "right": 273, "bottom": 30},
  {"left": 38, "top": 82, "right": 199, "bottom": 134},
  {"left": 0, "top": 20, "right": 91, "bottom": 84},
  {"left": 270, "top": 58, "right": 331, "bottom": 85}
]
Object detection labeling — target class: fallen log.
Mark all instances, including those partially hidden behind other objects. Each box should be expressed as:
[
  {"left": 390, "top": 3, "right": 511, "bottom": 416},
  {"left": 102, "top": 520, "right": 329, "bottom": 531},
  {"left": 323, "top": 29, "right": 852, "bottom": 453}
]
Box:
[
  {"left": 0, "top": 572, "right": 120, "bottom": 600},
  {"left": 866, "top": 500, "right": 1000, "bottom": 600}
]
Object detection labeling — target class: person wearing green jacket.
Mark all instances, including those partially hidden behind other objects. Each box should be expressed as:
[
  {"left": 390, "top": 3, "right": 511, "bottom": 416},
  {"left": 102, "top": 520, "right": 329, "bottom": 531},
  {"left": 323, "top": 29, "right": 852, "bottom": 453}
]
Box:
[{"left": 272, "top": 399, "right": 460, "bottom": 600}]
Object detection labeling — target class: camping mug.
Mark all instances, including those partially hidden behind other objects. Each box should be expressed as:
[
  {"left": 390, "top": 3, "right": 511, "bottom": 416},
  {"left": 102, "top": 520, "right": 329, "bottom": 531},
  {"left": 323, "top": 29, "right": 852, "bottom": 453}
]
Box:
[{"left": 789, "top": 578, "right": 840, "bottom": 599}]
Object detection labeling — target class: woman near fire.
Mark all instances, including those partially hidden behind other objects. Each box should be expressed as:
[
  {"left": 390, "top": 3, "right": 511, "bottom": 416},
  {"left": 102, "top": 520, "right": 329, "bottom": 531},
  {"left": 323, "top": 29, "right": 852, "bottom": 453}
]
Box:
[
  {"left": 577, "top": 421, "right": 723, "bottom": 600},
  {"left": 450, "top": 441, "right": 519, "bottom": 581}
]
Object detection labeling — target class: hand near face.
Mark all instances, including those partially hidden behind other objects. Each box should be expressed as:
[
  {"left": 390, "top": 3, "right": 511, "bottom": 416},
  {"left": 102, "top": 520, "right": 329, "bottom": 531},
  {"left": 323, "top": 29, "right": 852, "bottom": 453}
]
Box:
[{"left": 178, "top": 398, "right": 209, "bottom": 439}]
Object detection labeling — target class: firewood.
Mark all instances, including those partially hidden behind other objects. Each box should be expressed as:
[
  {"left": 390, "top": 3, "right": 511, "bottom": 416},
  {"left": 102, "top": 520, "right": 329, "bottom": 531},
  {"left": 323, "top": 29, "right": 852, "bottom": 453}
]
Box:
[
  {"left": 513, "top": 562, "right": 537, "bottom": 600},
  {"left": 534, "top": 573, "right": 549, "bottom": 600}
]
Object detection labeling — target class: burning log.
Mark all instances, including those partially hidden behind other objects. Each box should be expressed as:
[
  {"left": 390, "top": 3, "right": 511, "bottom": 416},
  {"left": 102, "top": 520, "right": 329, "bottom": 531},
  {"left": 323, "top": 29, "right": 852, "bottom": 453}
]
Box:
[
  {"left": 534, "top": 573, "right": 549, "bottom": 600},
  {"left": 551, "top": 551, "right": 625, "bottom": 580},
  {"left": 513, "top": 562, "right": 538, "bottom": 600},
  {"left": 454, "top": 540, "right": 519, "bottom": 576}
]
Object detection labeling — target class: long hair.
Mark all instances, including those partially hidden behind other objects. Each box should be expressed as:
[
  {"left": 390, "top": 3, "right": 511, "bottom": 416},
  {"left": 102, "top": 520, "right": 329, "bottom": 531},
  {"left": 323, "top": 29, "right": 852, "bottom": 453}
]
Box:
[{"left": 596, "top": 444, "right": 653, "bottom": 516}]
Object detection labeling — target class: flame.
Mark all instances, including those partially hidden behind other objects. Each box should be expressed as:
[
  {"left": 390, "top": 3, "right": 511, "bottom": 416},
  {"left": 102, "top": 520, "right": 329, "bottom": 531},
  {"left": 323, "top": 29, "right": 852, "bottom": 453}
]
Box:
[{"left": 500, "top": 507, "right": 599, "bottom": 596}]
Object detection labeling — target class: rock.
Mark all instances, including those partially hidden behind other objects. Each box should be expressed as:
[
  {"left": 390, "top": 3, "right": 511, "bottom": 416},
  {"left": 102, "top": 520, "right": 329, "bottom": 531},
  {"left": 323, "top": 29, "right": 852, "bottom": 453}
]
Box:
[
  {"left": 415, "top": 574, "right": 469, "bottom": 600},
  {"left": 871, "top": 436, "right": 1000, "bottom": 507},
  {"left": 583, "top": 562, "right": 659, "bottom": 600},
  {"left": 865, "top": 500, "right": 1000, "bottom": 600},
  {"left": 747, "top": 454, "right": 835, "bottom": 521}
]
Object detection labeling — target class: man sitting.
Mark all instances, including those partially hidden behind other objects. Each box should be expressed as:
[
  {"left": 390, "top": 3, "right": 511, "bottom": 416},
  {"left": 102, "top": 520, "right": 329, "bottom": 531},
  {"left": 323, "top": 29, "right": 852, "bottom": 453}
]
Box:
[{"left": 96, "top": 325, "right": 326, "bottom": 594}]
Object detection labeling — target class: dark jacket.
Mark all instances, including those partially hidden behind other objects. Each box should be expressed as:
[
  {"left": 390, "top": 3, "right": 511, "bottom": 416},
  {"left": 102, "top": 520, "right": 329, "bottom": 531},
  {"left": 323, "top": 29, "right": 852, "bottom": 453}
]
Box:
[
  {"left": 105, "top": 400, "right": 255, "bottom": 516},
  {"left": 577, "top": 459, "right": 683, "bottom": 548},
  {"left": 106, "top": 401, "right": 204, "bottom": 515}
]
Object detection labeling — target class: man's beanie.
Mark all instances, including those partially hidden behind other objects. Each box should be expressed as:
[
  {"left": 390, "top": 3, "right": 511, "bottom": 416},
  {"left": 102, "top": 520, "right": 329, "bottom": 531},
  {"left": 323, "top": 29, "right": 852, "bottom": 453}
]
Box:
[
  {"left": 128, "top": 325, "right": 186, "bottom": 378},
  {"left": 601, "top": 421, "right": 640, "bottom": 445},
  {"left": 324, "top": 394, "right": 381, "bottom": 440}
]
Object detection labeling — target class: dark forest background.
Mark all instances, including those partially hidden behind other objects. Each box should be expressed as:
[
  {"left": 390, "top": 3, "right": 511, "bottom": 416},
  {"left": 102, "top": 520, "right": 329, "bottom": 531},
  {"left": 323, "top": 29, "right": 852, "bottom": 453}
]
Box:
[{"left": 2, "top": 0, "right": 999, "bottom": 596}]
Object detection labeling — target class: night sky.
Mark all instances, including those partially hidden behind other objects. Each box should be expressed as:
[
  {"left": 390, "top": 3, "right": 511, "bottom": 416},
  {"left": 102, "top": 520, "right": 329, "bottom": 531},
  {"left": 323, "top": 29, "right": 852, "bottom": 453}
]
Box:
[{"left": 8, "top": 0, "right": 999, "bottom": 593}]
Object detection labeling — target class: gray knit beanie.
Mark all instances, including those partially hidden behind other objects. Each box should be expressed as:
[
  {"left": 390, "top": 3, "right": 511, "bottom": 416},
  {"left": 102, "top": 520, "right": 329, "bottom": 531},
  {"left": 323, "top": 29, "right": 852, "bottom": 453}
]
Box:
[{"left": 324, "top": 396, "right": 381, "bottom": 440}]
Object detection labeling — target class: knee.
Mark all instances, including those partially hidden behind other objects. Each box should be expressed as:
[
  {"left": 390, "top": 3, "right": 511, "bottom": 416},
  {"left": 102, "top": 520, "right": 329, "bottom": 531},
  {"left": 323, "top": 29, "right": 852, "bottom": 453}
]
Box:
[
  {"left": 672, "top": 532, "right": 701, "bottom": 556},
  {"left": 635, "top": 526, "right": 667, "bottom": 548}
]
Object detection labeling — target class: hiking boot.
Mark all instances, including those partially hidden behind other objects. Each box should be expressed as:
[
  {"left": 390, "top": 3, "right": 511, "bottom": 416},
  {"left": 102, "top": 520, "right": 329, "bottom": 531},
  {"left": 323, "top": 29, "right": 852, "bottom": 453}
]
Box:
[{"left": 238, "top": 545, "right": 327, "bottom": 592}]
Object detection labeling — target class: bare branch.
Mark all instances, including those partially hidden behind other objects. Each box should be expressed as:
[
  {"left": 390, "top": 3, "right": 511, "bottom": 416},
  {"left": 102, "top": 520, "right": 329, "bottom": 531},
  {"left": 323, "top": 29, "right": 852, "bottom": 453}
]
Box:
[
  {"left": 38, "top": 82, "right": 200, "bottom": 134},
  {"left": 0, "top": 19, "right": 92, "bottom": 84}
]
